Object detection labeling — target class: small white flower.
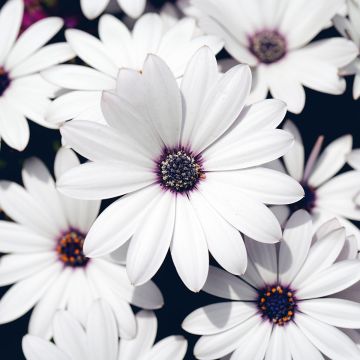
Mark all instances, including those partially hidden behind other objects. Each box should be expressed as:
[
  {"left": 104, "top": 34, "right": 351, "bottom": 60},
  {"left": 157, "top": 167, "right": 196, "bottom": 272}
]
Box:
[
  {"left": 190, "top": 0, "right": 358, "bottom": 113},
  {"left": 0, "top": 148, "right": 163, "bottom": 339},
  {"left": 42, "top": 13, "right": 223, "bottom": 126},
  {"left": 183, "top": 210, "right": 360, "bottom": 360},
  {"left": 22, "top": 300, "right": 187, "bottom": 360},
  {"left": 80, "top": 0, "right": 146, "bottom": 20},
  {"left": 334, "top": 0, "right": 360, "bottom": 99},
  {"left": 271, "top": 120, "right": 360, "bottom": 247},
  {"left": 0, "top": 0, "right": 74, "bottom": 151},
  {"left": 57, "top": 47, "right": 303, "bottom": 292}
]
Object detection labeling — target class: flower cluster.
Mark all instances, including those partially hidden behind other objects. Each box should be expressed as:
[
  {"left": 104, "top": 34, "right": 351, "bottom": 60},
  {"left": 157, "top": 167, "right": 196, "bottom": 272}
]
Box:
[{"left": 0, "top": 0, "right": 359, "bottom": 359}]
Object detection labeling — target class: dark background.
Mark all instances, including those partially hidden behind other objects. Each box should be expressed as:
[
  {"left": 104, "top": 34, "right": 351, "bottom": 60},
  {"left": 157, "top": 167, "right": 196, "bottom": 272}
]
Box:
[{"left": 0, "top": 0, "right": 359, "bottom": 359}]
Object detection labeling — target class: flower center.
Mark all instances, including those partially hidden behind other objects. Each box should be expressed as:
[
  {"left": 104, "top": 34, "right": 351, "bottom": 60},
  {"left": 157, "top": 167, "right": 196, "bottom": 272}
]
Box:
[
  {"left": 249, "top": 30, "right": 287, "bottom": 64},
  {"left": 0, "top": 67, "right": 10, "bottom": 97},
  {"left": 157, "top": 148, "right": 204, "bottom": 193},
  {"left": 56, "top": 230, "right": 89, "bottom": 267},
  {"left": 258, "top": 285, "right": 296, "bottom": 326},
  {"left": 290, "top": 183, "right": 316, "bottom": 213}
]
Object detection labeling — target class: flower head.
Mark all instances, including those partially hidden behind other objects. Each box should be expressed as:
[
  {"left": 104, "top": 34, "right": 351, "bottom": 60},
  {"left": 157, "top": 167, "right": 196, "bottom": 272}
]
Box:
[{"left": 57, "top": 47, "right": 303, "bottom": 291}]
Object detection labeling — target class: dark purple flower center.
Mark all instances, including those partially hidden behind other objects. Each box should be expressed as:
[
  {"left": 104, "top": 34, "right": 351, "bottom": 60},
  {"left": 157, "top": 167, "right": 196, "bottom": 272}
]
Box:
[
  {"left": 0, "top": 68, "right": 10, "bottom": 97},
  {"left": 56, "top": 230, "right": 89, "bottom": 267},
  {"left": 249, "top": 30, "right": 287, "bottom": 64},
  {"left": 157, "top": 148, "right": 204, "bottom": 193},
  {"left": 257, "top": 285, "right": 296, "bottom": 326},
  {"left": 290, "top": 183, "right": 317, "bottom": 213}
]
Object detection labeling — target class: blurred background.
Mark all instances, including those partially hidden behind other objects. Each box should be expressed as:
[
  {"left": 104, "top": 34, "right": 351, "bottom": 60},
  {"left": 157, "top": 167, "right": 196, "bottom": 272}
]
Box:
[{"left": 0, "top": 0, "right": 359, "bottom": 358}]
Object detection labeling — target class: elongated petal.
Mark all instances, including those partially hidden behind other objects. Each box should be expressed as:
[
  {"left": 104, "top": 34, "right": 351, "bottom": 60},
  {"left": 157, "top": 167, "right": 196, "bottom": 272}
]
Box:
[{"left": 146, "top": 336, "right": 188, "bottom": 360}]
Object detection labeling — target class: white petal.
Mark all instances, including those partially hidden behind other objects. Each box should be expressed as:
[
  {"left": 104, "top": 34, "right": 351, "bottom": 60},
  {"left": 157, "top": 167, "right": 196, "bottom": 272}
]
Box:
[
  {"left": 296, "top": 260, "right": 360, "bottom": 299},
  {"left": 182, "top": 301, "right": 257, "bottom": 335},
  {"left": 22, "top": 335, "right": 70, "bottom": 360},
  {"left": 171, "top": 195, "right": 209, "bottom": 292},
  {"left": 0, "top": 181, "right": 61, "bottom": 238},
  {"left": 84, "top": 185, "right": 161, "bottom": 257},
  {"left": 347, "top": 149, "right": 360, "bottom": 170},
  {"left": 279, "top": 210, "right": 313, "bottom": 285},
  {"left": 86, "top": 300, "right": 118, "bottom": 360},
  {"left": 58, "top": 161, "right": 155, "bottom": 200},
  {"left": 5, "top": 17, "right": 64, "bottom": 70},
  {"left": 295, "top": 312, "right": 360, "bottom": 360},
  {"left": 80, "top": 0, "right": 109, "bottom": 19},
  {"left": 265, "top": 326, "right": 291, "bottom": 360},
  {"left": 308, "top": 135, "right": 352, "bottom": 188},
  {"left": 65, "top": 29, "right": 118, "bottom": 77},
  {"left": 202, "top": 266, "right": 257, "bottom": 301},
  {"left": 53, "top": 310, "right": 87, "bottom": 359},
  {"left": 203, "top": 129, "right": 294, "bottom": 171},
  {"left": 190, "top": 64, "right": 252, "bottom": 154},
  {"left": 353, "top": 73, "right": 360, "bottom": 100},
  {"left": 0, "top": 263, "right": 62, "bottom": 324},
  {"left": 283, "top": 120, "right": 304, "bottom": 181},
  {"left": 292, "top": 227, "right": 346, "bottom": 288},
  {"left": 199, "top": 179, "right": 282, "bottom": 244},
  {"left": 299, "top": 298, "right": 360, "bottom": 329},
  {"left": 118, "top": 310, "right": 157, "bottom": 359},
  {"left": 42, "top": 65, "right": 116, "bottom": 90},
  {"left": 118, "top": 0, "right": 146, "bottom": 18},
  {"left": 143, "top": 54, "right": 182, "bottom": 148},
  {"left": 127, "top": 191, "right": 175, "bottom": 285},
  {"left": 0, "top": 252, "right": 57, "bottom": 287},
  {"left": 0, "top": 100, "right": 29, "bottom": 151},
  {"left": 190, "top": 191, "right": 247, "bottom": 275},
  {"left": 0, "top": 0, "right": 23, "bottom": 65},
  {"left": 0, "top": 221, "right": 53, "bottom": 253},
  {"left": 207, "top": 168, "right": 303, "bottom": 205},
  {"left": 146, "top": 336, "right": 188, "bottom": 360},
  {"left": 28, "top": 268, "right": 72, "bottom": 339}
]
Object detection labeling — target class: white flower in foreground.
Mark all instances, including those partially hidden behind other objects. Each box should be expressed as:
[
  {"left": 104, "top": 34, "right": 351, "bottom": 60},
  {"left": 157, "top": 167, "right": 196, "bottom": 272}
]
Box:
[
  {"left": 183, "top": 210, "right": 360, "bottom": 360},
  {"left": 22, "top": 300, "right": 187, "bottom": 360},
  {"left": 0, "top": 0, "right": 74, "bottom": 151},
  {"left": 334, "top": 0, "right": 360, "bottom": 99},
  {"left": 271, "top": 120, "right": 360, "bottom": 247},
  {"left": 191, "top": 0, "right": 358, "bottom": 114},
  {"left": 42, "top": 13, "right": 223, "bottom": 125},
  {"left": 0, "top": 148, "right": 163, "bottom": 339},
  {"left": 80, "top": 0, "right": 146, "bottom": 20},
  {"left": 57, "top": 47, "right": 303, "bottom": 291}
]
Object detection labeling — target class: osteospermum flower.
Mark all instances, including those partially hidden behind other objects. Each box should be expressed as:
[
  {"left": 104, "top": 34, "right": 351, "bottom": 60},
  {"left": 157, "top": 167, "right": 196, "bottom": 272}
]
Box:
[
  {"left": 0, "top": 148, "right": 163, "bottom": 339},
  {"left": 334, "top": 0, "right": 360, "bottom": 99},
  {"left": 271, "top": 120, "right": 360, "bottom": 247},
  {"left": 22, "top": 300, "right": 187, "bottom": 360},
  {"left": 183, "top": 210, "right": 360, "bottom": 360},
  {"left": 190, "top": 0, "right": 358, "bottom": 114},
  {"left": 42, "top": 13, "right": 223, "bottom": 125},
  {"left": 0, "top": 0, "right": 74, "bottom": 151},
  {"left": 57, "top": 47, "right": 303, "bottom": 291},
  {"left": 80, "top": 0, "right": 146, "bottom": 20}
]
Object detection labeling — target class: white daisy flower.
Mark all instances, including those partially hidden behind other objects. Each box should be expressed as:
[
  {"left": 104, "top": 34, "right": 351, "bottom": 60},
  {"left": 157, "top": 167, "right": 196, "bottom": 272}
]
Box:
[
  {"left": 0, "top": 0, "right": 74, "bottom": 151},
  {"left": 57, "top": 47, "right": 303, "bottom": 292},
  {"left": 190, "top": 0, "right": 358, "bottom": 114},
  {"left": 271, "top": 119, "right": 360, "bottom": 247},
  {"left": 334, "top": 0, "right": 360, "bottom": 99},
  {"left": 22, "top": 300, "right": 187, "bottom": 360},
  {"left": 183, "top": 210, "right": 360, "bottom": 360},
  {"left": 42, "top": 13, "right": 223, "bottom": 126},
  {"left": 80, "top": 0, "right": 146, "bottom": 20},
  {"left": 0, "top": 148, "right": 163, "bottom": 339}
]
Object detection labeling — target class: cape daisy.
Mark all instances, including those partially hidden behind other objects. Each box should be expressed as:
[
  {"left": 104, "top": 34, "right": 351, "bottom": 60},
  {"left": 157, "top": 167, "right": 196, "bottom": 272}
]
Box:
[
  {"left": 42, "top": 12, "right": 223, "bottom": 125},
  {"left": 0, "top": 148, "right": 163, "bottom": 339},
  {"left": 22, "top": 300, "right": 187, "bottom": 360},
  {"left": 190, "top": 0, "right": 358, "bottom": 113},
  {"left": 0, "top": 0, "right": 74, "bottom": 151},
  {"left": 270, "top": 120, "right": 360, "bottom": 247},
  {"left": 57, "top": 47, "right": 303, "bottom": 292},
  {"left": 183, "top": 210, "right": 360, "bottom": 359}
]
